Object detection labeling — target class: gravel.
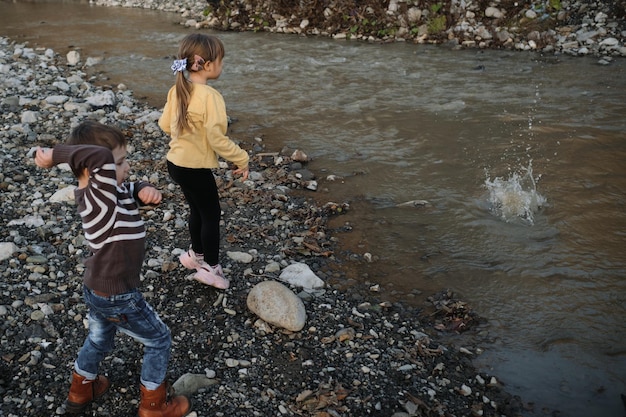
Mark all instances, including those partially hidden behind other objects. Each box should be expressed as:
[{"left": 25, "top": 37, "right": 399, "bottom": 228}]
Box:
[
  {"left": 0, "top": 34, "right": 527, "bottom": 417},
  {"left": 8, "top": 0, "right": 620, "bottom": 414}
]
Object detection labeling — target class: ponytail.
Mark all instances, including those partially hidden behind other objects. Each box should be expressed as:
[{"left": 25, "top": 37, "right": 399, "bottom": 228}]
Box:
[
  {"left": 174, "top": 71, "right": 193, "bottom": 133},
  {"left": 173, "top": 34, "right": 225, "bottom": 134}
]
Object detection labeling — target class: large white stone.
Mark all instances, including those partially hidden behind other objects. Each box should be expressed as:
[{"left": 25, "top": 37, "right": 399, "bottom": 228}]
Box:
[
  {"left": 247, "top": 280, "right": 306, "bottom": 332},
  {"left": 279, "top": 262, "right": 324, "bottom": 289}
]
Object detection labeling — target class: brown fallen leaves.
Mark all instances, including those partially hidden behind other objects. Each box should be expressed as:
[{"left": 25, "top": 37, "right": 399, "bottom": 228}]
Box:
[
  {"left": 293, "top": 383, "right": 350, "bottom": 416},
  {"left": 422, "top": 290, "right": 481, "bottom": 333}
]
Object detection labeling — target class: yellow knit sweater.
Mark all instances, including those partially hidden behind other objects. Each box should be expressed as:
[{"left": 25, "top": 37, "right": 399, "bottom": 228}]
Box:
[{"left": 159, "top": 83, "right": 249, "bottom": 170}]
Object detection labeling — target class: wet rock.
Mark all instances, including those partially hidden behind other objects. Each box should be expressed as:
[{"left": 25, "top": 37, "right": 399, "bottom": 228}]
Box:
[
  {"left": 290, "top": 149, "right": 308, "bottom": 162},
  {"left": 66, "top": 50, "right": 80, "bottom": 66}
]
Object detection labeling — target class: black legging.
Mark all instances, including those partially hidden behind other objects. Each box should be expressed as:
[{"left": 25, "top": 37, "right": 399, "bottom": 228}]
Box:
[{"left": 167, "top": 161, "right": 221, "bottom": 265}]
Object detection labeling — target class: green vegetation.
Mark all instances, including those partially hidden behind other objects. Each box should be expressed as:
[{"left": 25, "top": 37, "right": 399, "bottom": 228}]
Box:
[
  {"left": 249, "top": 15, "right": 270, "bottom": 32},
  {"left": 342, "top": 15, "right": 394, "bottom": 39},
  {"left": 377, "top": 27, "right": 396, "bottom": 37},
  {"left": 430, "top": 3, "right": 443, "bottom": 14},
  {"left": 427, "top": 3, "right": 446, "bottom": 35},
  {"left": 427, "top": 15, "right": 446, "bottom": 34},
  {"left": 210, "top": 0, "right": 458, "bottom": 40}
]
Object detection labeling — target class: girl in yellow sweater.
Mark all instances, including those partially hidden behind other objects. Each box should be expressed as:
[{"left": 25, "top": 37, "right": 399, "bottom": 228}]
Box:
[{"left": 159, "top": 33, "right": 249, "bottom": 290}]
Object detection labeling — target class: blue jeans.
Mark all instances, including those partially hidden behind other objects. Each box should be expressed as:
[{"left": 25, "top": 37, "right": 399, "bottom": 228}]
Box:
[{"left": 75, "top": 287, "right": 171, "bottom": 390}]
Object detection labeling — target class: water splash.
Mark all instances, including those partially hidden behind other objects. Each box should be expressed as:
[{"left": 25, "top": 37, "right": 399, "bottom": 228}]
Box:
[{"left": 484, "top": 162, "right": 546, "bottom": 225}]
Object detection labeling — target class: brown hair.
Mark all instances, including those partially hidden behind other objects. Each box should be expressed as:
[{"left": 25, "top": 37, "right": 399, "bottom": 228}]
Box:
[
  {"left": 66, "top": 120, "right": 127, "bottom": 150},
  {"left": 174, "top": 33, "right": 225, "bottom": 133}
]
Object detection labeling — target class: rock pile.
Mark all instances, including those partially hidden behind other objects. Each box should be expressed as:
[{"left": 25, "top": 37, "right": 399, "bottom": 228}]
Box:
[
  {"left": 95, "top": 0, "right": 626, "bottom": 60},
  {"left": 0, "top": 36, "right": 526, "bottom": 416}
]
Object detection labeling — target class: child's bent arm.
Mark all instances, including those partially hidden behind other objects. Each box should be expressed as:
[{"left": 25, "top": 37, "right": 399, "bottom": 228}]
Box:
[
  {"left": 34, "top": 147, "right": 55, "bottom": 169},
  {"left": 137, "top": 186, "right": 162, "bottom": 206}
]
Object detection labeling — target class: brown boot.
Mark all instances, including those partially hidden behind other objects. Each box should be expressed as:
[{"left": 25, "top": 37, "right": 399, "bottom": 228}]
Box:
[
  {"left": 138, "top": 382, "right": 191, "bottom": 417},
  {"left": 66, "top": 371, "right": 110, "bottom": 413}
]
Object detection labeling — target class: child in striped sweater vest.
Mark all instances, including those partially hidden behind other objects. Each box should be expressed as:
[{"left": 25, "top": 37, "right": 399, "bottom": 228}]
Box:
[{"left": 35, "top": 120, "right": 190, "bottom": 417}]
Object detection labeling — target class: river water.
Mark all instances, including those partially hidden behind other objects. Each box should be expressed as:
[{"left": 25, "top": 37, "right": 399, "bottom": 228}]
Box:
[{"left": 2, "top": 1, "right": 625, "bottom": 416}]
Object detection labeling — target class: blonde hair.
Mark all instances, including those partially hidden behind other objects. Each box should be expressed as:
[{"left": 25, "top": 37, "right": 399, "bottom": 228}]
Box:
[{"left": 174, "top": 33, "right": 225, "bottom": 133}]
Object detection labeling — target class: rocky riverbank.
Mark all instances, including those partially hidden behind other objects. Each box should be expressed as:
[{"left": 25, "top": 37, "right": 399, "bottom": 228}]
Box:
[
  {"left": 94, "top": 0, "right": 626, "bottom": 60},
  {"left": 0, "top": 31, "right": 530, "bottom": 417}
]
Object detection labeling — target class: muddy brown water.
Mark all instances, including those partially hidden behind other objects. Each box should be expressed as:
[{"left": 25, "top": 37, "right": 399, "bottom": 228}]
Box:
[{"left": 2, "top": 1, "right": 626, "bottom": 416}]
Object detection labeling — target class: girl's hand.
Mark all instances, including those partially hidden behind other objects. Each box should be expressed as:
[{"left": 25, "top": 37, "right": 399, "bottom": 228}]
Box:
[
  {"left": 34, "top": 147, "right": 55, "bottom": 169},
  {"left": 138, "top": 186, "right": 162, "bottom": 205},
  {"left": 234, "top": 166, "right": 249, "bottom": 181}
]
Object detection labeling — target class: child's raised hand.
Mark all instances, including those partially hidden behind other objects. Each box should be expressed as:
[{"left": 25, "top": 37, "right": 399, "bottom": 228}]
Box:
[
  {"left": 138, "top": 186, "right": 162, "bottom": 205},
  {"left": 34, "top": 147, "right": 55, "bottom": 169},
  {"left": 234, "top": 166, "right": 249, "bottom": 181}
]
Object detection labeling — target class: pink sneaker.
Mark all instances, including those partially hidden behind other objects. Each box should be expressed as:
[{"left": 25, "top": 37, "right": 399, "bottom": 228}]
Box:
[
  {"left": 194, "top": 263, "right": 230, "bottom": 289},
  {"left": 179, "top": 250, "right": 203, "bottom": 270}
]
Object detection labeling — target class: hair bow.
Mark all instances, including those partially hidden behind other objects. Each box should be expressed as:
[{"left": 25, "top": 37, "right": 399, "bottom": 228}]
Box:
[{"left": 171, "top": 58, "right": 187, "bottom": 74}]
